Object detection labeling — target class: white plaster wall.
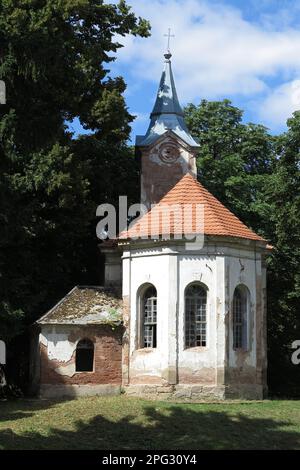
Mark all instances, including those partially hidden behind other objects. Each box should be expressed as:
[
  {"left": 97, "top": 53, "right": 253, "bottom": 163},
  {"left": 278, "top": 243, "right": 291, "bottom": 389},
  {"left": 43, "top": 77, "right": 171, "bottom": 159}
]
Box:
[
  {"left": 122, "top": 241, "right": 263, "bottom": 386},
  {"left": 226, "top": 249, "right": 259, "bottom": 369},
  {"left": 40, "top": 327, "right": 76, "bottom": 362},
  {"left": 123, "top": 244, "right": 226, "bottom": 385},
  {"left": 178, "top": 254, "right": 220, "bottom": 381},
  {"left": 123, "top": 246, "right": 172, "bottom": 382}
]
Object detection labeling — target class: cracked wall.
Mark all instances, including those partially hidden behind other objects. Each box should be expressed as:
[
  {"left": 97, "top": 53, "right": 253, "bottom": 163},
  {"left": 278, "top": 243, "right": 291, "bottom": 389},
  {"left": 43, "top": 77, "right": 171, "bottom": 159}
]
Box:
[{"left": 39, "top": 324, "right": 123, "bottom": 386}]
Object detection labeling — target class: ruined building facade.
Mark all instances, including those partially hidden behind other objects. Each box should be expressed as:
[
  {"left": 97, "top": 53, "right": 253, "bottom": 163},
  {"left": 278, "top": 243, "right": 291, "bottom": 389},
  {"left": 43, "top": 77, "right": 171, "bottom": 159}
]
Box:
[{"left": 34, "top": 50, "right": 269, "bottom": 400}]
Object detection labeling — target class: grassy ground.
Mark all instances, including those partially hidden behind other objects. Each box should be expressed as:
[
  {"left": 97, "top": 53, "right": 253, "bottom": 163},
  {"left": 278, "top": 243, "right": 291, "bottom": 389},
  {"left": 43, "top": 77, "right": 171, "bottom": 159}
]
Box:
[{"left": 0, "top": 396, "right": 299, "bottom": 450}]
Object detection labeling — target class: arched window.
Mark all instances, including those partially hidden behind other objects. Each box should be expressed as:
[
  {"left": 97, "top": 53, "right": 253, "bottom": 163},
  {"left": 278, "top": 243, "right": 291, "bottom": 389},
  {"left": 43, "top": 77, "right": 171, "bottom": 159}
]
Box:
[
  {"left": 185, "top": 283, "right": 207, "bottom": 348},
  {"left": 75, "top": 339, "right": 94, "bottom": 372},
  {"left": 233, "top": 286, "right": 249, "bottom": 350},
  {"left": 141, "top": 285, "right": 157, "bottom": 348}
]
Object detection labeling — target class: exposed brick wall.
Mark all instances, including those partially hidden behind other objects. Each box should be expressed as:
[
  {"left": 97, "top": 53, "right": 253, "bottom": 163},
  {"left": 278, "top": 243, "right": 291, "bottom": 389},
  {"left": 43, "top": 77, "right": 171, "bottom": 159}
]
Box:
[
  {"left": 40, "top": 325, "right": 123, "bottom": 385},
  {"left": 139, "top": 137, "right": 197, "bottom": 209},
  {"left": 142, "top": 157, "right": 187, "bottom": 207}
]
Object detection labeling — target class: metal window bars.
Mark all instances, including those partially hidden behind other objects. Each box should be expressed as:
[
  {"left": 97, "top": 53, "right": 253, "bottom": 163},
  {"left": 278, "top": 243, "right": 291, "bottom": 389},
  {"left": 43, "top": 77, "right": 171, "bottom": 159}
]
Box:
[
  {"left": 233, "top": 288, "right": 247, "bottom": 349},
  {"left": 143, "top": 287, "right": 157, "bottom": 348},
  {"left": 185, "top": 284, "right": 207, "bottom": 348}
]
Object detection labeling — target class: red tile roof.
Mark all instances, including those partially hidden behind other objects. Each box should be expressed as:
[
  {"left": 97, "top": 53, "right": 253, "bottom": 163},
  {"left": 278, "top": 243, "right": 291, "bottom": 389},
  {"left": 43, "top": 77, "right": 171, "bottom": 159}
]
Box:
[{"left": 119, "top": 174, "right": 266, "bottom": 242}]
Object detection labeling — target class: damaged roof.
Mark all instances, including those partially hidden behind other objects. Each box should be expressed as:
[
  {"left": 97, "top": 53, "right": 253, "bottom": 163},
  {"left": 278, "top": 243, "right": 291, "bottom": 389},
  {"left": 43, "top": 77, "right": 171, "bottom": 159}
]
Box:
[{"left": 37, "top": 286, "right": 123, "bottom": 325}]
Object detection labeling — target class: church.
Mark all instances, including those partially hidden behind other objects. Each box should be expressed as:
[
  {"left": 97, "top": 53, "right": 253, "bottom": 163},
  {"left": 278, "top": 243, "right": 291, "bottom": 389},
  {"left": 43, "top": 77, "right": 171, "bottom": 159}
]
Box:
[{"left": 32, "top": 47, "right": 269, "bottom": 400}]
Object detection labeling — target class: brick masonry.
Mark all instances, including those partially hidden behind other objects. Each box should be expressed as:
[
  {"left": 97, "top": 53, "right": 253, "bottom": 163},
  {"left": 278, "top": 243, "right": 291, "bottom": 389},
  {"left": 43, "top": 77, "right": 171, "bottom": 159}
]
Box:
[{"left": 40, "top": 324, "right": 123, "bottom": 386}]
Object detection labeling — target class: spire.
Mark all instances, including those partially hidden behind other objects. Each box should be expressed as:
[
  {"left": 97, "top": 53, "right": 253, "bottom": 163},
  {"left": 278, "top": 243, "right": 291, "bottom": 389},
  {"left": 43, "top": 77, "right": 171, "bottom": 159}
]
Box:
[
  {"left": 150, "top": 51, "right": 184, "bottom": 118},
  {"left": 136, "top": 44, "right": 199, "bottom": 148}
]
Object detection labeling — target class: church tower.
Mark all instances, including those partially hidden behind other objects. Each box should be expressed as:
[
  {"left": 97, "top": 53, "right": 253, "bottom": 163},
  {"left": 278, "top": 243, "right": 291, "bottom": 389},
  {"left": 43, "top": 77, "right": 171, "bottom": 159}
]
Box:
[
  {"left": 119, "top": 44, "right": 269, "bottom": 400},
  {"left": 136, "top": 49, "right": 199, "bottom": 209}
]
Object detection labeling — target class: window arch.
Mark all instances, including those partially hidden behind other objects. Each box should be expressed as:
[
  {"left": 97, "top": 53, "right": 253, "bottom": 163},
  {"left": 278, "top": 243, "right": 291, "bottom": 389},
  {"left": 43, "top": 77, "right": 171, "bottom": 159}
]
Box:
[
  {"left": 139, "top": 284, "right": 157, "bottom": 348},
  {"left": 75, "top": 339, "right": 94, "bottom": 372},
  {"left": 185, "top": 283, "right": 207, "bottom": 348},
  {"left": 233, "top": 285, "right": 249, "bottom": 350}
]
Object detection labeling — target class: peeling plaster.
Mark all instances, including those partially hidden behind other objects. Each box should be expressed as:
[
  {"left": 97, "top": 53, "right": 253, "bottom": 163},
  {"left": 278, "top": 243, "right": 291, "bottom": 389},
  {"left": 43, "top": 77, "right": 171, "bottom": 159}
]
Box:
[{"left": 47, "top": 332, "right": 76, "bottom": 362}]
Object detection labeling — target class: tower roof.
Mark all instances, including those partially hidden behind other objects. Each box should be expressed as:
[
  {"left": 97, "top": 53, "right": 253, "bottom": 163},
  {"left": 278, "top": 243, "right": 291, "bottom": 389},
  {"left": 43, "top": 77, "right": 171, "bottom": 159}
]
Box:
[
  {"left": 150, "top": 51, "right": 184, "bottom": 118},
  {"left": 136, "top": 52, "right": 199, "bottom": 148},
  {"left": 120, "top": 174, "right": 266, "bottom": 242}
]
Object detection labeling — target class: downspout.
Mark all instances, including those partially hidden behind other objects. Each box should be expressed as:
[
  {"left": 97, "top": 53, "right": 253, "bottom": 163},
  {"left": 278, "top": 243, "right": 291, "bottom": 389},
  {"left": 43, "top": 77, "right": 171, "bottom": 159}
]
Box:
[{"left": 175, "top": 253, "right": 179, "bottom": 386}]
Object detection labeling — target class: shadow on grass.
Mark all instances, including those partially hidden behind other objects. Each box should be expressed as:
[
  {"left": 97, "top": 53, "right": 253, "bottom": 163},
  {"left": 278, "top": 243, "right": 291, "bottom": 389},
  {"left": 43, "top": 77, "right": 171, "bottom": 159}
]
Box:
[
  {"left": 0, "top": 398, "right": 69, "bottom": 422},
  {"left": 0, "top": 402, "right": 299, "bottom": 450}
]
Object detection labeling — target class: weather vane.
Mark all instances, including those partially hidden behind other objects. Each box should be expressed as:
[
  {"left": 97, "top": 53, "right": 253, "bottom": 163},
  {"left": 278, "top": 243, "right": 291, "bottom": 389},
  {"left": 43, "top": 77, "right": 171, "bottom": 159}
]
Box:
[{"left": 164, "top": 28, "right": 175, "bottom": 53}]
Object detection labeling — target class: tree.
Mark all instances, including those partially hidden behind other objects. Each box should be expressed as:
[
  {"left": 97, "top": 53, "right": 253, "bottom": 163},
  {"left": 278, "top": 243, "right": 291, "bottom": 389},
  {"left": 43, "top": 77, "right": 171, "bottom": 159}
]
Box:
[
  {"left": 266, "top": 112, "right": 300, "bottom": 393},
  {"left": 184, "top": 99, "right": 275, "bottom": 237},
  {"left": 0, "top": 1, "right": 149, "bottom": 348}
]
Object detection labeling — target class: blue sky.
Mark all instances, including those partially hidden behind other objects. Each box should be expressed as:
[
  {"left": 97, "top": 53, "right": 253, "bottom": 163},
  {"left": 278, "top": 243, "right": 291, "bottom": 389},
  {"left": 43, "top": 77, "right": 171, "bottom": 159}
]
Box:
[{"left": 69, "top": 0, "right": 300, "bottom": 140}]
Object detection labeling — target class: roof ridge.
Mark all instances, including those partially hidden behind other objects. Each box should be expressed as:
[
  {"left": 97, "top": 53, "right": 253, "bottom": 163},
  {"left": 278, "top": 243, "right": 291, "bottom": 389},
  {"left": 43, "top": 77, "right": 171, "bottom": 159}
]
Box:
[
  {"left": 173, "top": 174, "right": 262, "bottom": 239},
  {"left": 193, "top": 177, "right": 254, "bottom": 237}
]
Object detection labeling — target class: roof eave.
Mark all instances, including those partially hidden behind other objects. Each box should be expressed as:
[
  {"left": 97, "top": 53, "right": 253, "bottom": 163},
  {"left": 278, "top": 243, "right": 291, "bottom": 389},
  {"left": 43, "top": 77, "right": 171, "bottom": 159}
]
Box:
[
  {"left": 38, "top": 320, "right": 123, "bottom": 327},
  {"left": 118, "top": 234, "right": 269, "bottom": 249},
  {"left": 135, "top": 129, "right": 200, "bottom": 150}
]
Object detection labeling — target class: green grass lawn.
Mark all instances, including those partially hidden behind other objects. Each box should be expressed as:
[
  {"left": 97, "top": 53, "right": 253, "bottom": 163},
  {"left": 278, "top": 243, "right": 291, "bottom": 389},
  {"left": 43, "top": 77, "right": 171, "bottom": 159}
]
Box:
[{"left": 0, "top": 396, "right": 299, "bottom": 449}]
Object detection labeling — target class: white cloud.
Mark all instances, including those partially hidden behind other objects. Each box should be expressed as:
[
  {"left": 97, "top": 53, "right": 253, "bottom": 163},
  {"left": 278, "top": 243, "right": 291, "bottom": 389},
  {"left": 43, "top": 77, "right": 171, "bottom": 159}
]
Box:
[
  {"left": 131, "top": 111, "right": 149, "bottom": 123},
  {"left": 257, "top": 80, "right": 300, "bottom": 130},
  {"left": 112, "top": 0, "right": 300, "bottom": 128}
]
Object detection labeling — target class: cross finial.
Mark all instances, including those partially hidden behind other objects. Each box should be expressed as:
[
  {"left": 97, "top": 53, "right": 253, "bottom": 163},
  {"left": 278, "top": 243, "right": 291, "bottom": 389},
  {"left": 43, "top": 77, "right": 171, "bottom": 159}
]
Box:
[{"left": 164, "top": 28, "right": 175, "bottom": 53}]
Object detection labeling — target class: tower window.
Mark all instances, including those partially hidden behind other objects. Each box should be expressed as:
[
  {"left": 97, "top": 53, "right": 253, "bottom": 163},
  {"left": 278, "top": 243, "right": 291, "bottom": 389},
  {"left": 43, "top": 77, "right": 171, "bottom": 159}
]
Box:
[
  {"left": 75, "top": 339, "right": 94, "bottom": 372},
  {"left": 185, "top": 283, "right": 207, "bottom": 348}
]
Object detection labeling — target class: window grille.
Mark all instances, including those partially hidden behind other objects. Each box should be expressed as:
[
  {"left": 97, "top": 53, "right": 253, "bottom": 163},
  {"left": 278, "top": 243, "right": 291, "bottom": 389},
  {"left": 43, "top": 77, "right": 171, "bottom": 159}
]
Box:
[
  {"left": 142, "top": 286, "right": 157, "bottom": 348},
  {"left": 185, "top": 284, "right": 207, "bottom": 348},
  {"left": 233, "top": 287, "right": 248, "bottom": 349}
]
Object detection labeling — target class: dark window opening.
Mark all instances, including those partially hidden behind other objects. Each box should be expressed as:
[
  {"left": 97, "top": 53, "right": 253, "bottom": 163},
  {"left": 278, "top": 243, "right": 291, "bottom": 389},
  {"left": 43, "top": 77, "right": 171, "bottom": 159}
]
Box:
[{"left": 75, "top": 339, "right": 94, "bottom": 372}]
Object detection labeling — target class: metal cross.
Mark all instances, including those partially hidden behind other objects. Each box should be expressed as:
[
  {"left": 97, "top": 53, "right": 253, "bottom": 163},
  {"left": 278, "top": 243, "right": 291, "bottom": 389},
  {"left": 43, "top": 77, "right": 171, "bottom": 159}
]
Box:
[{"left": 164, "top": 28, "right": 175, "bottom": 51}]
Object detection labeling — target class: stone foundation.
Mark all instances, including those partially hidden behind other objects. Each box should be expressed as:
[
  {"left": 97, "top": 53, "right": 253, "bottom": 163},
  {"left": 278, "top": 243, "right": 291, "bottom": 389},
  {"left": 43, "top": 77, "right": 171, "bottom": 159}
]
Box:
[
  {"left": 124, "top": 383, "right": 264, "bottom": 401},
  {"left": 39, "top": 382, "right": 264, "bottom": 400}
]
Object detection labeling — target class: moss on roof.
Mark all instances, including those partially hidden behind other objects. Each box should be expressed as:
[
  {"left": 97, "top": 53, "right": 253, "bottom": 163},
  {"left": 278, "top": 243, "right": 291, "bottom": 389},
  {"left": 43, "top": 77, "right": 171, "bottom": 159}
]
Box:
[{"left": 37, "top": 286, "right": 123, "bottom": 325}]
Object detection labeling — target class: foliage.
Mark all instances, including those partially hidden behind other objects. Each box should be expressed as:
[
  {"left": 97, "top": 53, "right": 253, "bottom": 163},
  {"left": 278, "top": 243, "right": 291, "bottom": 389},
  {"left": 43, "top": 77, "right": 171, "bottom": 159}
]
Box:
[
  {"left": 0, "top": 0, "right": 148, "bottom": 346},
  {"left": 265, "top": 112, "right": 300, "bottom": 391},
  {"left": 184, "top": 99, "right": 275, "bottom": 237}
]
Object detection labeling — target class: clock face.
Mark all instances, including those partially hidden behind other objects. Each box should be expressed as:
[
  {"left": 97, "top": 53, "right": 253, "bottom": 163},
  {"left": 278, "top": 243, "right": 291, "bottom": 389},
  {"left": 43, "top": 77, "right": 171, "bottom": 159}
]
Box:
[{"left": 159, "top": 144, "right": 180, "bottom": 164}]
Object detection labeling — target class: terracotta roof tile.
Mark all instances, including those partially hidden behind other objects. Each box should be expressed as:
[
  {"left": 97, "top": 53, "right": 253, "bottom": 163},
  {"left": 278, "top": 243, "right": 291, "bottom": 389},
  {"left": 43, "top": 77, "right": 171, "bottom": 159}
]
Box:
[{"left": 120, "top": 174, "right": 265, "bottom": 242}]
